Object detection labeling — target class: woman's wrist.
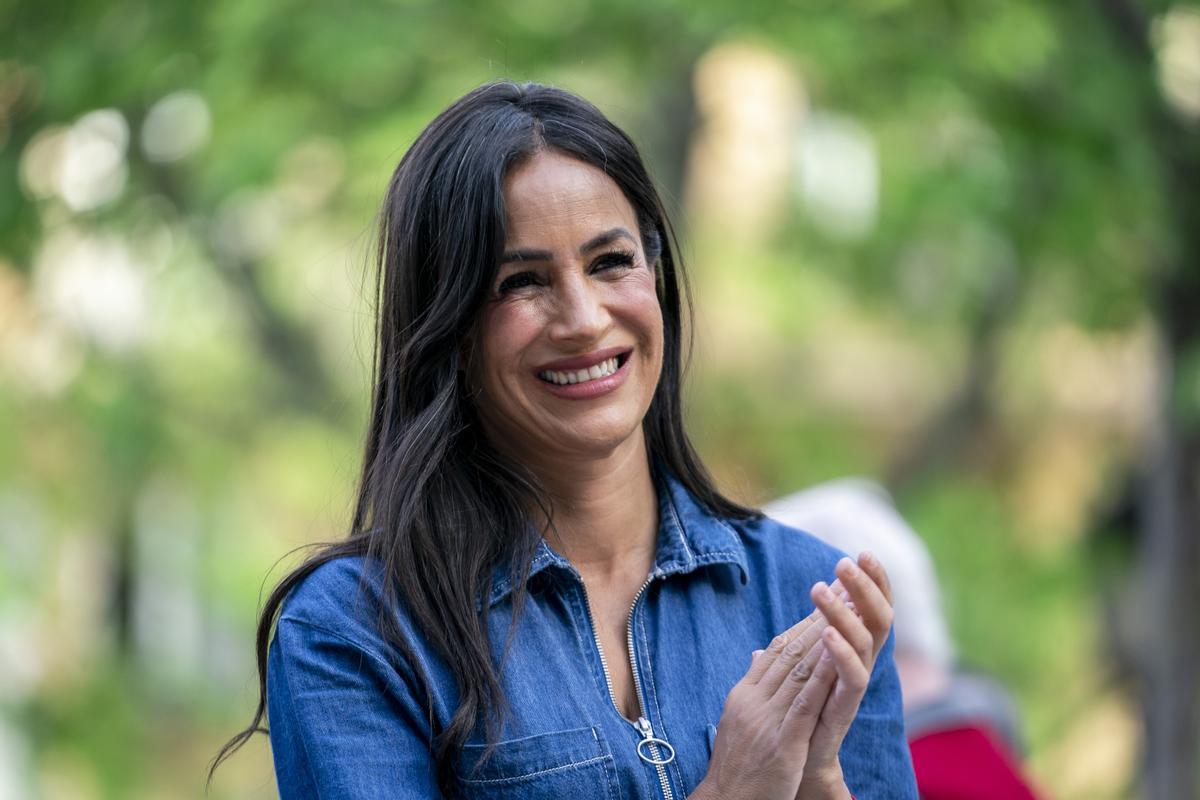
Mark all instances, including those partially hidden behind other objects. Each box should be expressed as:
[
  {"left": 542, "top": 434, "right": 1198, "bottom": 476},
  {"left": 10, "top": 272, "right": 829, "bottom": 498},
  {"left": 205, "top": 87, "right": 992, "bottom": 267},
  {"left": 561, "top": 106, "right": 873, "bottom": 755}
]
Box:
[{"left": 798, "top": 760, "right": 852, "bottom": 800}]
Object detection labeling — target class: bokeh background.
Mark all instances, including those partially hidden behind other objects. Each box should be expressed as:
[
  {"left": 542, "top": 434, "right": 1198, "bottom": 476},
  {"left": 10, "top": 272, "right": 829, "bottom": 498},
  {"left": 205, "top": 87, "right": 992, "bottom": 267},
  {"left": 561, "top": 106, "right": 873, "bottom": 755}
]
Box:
[{"left": 3, "top": 0, "right": 1199, "bottom": 798}]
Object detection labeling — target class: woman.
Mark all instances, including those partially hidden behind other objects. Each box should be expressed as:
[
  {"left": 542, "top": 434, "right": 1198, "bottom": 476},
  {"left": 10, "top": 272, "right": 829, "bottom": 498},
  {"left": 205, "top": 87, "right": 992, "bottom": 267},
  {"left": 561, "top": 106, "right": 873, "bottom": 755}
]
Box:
[{"left": 209, "top": 81, "right": 917, "bottom": 799}]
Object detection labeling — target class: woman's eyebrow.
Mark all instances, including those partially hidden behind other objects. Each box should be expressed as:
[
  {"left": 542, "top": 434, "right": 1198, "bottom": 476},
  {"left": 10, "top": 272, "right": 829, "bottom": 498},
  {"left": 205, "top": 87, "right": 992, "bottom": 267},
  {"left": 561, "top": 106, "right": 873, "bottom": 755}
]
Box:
[
  {"left": 579, "top": 227, "right": 635, "bottom": 254},
  {"left": 499, "top": 248, "right": 552, "bottom": 265},
  {"left": 499, "top": 227, "right": 636, "bottom": 265}
]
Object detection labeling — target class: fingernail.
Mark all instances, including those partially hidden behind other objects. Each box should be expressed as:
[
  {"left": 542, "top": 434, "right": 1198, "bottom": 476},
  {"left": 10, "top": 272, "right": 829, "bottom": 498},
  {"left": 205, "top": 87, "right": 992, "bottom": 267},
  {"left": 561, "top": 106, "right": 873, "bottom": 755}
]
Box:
[
  {"left": 753, "top": 649, "right": 764, "bottom": 657},
  {"left": 859, "top": 551, "right": 875, "bottom": 565}
]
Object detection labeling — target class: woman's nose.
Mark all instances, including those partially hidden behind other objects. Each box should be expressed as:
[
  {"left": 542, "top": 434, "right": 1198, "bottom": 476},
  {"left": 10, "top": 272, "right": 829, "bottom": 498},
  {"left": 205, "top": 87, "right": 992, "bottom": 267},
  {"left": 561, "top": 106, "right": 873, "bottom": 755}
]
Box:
[{"left": 548, "top": 276, "right": 609, "bottom": 344}]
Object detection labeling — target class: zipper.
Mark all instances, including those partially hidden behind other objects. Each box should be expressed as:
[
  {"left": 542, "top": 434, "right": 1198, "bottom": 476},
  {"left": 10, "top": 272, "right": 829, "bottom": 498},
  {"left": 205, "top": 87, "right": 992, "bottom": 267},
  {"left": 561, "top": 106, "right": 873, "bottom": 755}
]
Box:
[{"left": 580, "top": 573, "right": 676, "bottom": 800}]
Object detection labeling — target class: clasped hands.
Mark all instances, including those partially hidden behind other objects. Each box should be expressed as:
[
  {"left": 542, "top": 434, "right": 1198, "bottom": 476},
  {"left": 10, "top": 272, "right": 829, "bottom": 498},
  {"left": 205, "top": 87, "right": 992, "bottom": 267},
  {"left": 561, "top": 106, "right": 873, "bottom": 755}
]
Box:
[{"left": 694, "top": 553, "right": 895, "bottom": 800}]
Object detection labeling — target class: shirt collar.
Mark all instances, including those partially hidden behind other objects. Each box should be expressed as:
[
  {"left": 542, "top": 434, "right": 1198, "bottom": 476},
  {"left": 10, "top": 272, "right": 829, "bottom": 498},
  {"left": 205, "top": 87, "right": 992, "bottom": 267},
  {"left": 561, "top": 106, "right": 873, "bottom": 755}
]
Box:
[{"left": 483, "top": 456, "right": 749, "bottom": 609}]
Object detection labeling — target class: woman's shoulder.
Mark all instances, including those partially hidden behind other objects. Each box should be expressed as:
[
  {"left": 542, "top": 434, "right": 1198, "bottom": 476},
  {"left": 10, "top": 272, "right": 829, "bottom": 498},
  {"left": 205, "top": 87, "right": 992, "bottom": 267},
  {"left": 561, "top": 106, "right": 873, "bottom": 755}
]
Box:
[
  {"left": 275, "top": 553, "right": 394, "bottom": 651},
  {"left": 270, "top": 552, "right": 456, "bottom": 716}
]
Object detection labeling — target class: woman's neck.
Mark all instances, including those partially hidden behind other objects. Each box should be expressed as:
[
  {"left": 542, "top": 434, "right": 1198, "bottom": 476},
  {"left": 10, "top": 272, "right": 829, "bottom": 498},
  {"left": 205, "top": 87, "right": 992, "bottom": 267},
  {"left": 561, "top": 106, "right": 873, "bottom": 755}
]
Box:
[{"left": 519, "top": 435, "right": 659, "bottom": 584}]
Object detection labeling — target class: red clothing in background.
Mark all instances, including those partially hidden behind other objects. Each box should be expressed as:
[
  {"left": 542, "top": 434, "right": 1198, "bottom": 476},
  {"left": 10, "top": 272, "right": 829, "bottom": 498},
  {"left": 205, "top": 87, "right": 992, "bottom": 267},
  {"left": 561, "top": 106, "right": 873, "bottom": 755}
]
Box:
[{"left": 909, "top": 725, "right": 1042, "bottom": 800}]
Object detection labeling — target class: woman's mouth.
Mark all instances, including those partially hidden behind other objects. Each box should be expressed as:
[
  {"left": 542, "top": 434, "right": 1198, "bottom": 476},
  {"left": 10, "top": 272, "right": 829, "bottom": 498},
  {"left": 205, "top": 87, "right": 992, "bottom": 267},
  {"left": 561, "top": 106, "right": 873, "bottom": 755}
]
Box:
[
  {"left": 537, "top": 353, "right": 625, "bottom": 385},
  {"left": 533, "top": 350, "right": 632, "bottom": 399}
]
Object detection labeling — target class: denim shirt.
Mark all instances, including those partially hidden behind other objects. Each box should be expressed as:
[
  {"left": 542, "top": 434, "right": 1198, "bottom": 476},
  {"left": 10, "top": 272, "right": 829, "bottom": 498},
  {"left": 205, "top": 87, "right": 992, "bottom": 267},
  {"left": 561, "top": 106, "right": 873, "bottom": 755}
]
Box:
[{"left": 267, "top": 467, "right": 918, "bottom": 799}]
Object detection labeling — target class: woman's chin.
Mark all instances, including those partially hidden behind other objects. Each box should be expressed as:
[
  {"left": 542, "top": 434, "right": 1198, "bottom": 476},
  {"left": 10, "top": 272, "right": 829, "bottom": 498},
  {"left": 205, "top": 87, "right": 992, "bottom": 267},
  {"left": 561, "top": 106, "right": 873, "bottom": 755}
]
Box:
[
  {"left": 528, "top": 415, "right": 646, "bottom": 462},
  {"left": 480, "top": 395, "right": 651, "bottom": 466}
]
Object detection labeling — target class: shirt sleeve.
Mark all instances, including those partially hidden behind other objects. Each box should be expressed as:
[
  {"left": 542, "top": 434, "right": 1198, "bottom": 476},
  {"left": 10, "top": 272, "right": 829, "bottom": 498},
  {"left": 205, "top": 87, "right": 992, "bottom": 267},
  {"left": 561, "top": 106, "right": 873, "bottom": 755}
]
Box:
[
  {"left": 267, "top": 615, "right": 443, "bottom": 799},
  {"left": 841, "top": 628, "right": 919, "bottom": 798}
]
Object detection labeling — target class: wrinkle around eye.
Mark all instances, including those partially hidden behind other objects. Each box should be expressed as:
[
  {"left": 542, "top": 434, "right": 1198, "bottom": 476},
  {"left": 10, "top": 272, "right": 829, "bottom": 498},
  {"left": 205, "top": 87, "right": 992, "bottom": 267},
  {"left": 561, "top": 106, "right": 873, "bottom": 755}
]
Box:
[
  {"left": 588, "top": 253, "right": 638, "bottom": 279},
  {"left": 495, "top": 270, "right": 541, "bottom": 296}
]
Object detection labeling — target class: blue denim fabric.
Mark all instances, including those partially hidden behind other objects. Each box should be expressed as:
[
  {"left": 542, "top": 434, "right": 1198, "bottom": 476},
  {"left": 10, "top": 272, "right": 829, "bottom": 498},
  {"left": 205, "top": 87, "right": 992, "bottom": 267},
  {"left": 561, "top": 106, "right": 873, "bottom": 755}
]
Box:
[{"left": 267, "top": 465, "right": 918, "bottom": 798}]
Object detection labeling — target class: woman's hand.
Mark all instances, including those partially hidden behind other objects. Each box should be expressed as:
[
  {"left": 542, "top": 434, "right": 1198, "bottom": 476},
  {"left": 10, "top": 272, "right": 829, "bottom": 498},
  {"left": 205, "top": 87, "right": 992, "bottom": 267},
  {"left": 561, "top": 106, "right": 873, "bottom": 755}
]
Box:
[
  {"left": 690, "top": 615, "right": 844, "bottom": 800},
  {"left": 691, "top": 553, "right": 895, "bottom": 800},
  {"left": 795, "top": 553, "right": 895, "bottom": 799},
  {"left": 692, "top": 568, "right": 870, "bottom": 800}
]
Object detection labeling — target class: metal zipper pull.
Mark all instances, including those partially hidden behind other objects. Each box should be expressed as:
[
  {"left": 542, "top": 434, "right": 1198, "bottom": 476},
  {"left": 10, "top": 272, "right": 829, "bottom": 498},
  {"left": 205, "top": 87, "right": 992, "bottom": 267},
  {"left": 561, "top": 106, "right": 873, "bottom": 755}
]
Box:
[{"left": 635, "top": 716, "right": 676, "bottom": 766}]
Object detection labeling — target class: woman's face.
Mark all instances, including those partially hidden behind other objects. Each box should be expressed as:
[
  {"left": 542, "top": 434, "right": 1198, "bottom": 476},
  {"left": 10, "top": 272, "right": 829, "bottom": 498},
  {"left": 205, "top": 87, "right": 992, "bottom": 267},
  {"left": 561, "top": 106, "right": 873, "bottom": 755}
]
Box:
[{"left": 471, "top": 149, "right": 664, "bottom": 467}]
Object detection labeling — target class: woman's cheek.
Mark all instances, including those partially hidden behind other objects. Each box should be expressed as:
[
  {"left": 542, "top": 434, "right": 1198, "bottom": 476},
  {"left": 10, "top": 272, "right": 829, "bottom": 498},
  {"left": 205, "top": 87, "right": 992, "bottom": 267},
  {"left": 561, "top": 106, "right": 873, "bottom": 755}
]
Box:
[
  {"left": 620, "top": 277, "right": 663, "bottom": 336},
  {"left": 610, "top": 276, "right": 664, "bottom": 381},
  {"left": 480, "top": 300, "right": 546, "bottom": 359},
  {"left": 613, "top": 270, "right": 661, "bottom": 310}
]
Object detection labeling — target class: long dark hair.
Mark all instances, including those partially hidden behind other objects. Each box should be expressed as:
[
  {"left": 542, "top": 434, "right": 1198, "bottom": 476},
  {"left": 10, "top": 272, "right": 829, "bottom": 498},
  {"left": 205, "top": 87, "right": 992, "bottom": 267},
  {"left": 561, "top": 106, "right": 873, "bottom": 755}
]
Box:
[{"left": 207, "top": 81, "right": 758, "bottom": 793}]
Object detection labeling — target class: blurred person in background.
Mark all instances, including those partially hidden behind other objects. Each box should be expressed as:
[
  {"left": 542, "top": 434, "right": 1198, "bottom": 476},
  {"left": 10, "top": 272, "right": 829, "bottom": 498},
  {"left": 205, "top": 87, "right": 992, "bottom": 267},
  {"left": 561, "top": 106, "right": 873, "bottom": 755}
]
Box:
[
  {"left": 766, "top": 481, "right": 1044, "bottom": 800},
  {"left": 207, "top": 82, "right": 918, "bottom": 798}
]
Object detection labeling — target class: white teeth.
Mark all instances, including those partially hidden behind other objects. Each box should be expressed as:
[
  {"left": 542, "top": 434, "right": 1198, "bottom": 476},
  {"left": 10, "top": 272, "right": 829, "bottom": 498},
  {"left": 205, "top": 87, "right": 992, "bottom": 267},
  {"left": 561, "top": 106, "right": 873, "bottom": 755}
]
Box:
[{"left": 538, "top": 356, "right": 620, "bottom": 386}]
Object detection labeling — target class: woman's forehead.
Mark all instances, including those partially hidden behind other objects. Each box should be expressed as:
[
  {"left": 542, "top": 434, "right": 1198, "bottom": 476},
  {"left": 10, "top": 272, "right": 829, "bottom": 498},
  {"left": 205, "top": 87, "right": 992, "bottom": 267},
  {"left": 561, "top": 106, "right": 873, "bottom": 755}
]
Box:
[{"left": 502, "top": 151, "right": 637, "bottom": 249}]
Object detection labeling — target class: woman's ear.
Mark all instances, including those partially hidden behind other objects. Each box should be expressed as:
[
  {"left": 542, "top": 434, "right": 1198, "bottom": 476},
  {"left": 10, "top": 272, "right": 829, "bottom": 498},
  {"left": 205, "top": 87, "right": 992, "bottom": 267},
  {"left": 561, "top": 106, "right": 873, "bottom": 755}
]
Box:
[
  {"left": 642, "top": 226, "right": 662, "bottom": 266},
  {"left": 641, "top": 225, "right": 665, "bottom": 300}
]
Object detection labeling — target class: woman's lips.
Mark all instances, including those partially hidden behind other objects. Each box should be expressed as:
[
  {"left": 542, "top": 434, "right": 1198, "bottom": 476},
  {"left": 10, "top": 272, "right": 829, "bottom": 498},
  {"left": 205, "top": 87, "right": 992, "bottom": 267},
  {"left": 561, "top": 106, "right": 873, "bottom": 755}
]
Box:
[
  {"left": 534, "top": 345, "right": 631, "bottom": 373},
  {"left": 535, "top": 350, "right": 632, "bottom": 400}
]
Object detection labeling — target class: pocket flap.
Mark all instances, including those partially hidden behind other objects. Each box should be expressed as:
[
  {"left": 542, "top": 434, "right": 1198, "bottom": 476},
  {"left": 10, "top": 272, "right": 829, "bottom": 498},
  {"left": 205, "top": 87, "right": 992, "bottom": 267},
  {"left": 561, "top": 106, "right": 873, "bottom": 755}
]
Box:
[{"left": 456, "top": 725, "right": 609, "bottom": 784}]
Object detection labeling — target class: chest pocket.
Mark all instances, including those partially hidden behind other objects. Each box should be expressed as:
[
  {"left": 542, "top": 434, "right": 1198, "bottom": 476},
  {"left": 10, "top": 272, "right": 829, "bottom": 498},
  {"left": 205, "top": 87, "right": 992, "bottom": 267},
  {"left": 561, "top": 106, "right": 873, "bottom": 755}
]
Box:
[{"left": 453, "top": 725, "right": 620, "bottom": 800}]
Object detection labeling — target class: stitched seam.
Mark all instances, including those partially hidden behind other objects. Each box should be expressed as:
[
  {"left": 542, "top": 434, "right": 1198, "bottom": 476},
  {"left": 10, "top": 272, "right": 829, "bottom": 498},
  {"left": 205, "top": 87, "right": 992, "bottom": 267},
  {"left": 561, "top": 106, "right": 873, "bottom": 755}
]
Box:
[
  {"left": 604, "top": 752, "right": 621, "bottom": 800},
  {"left": 700, "top": 534, "right": 744, "bottom": 578},
  {"left": 489, "top": 550, "right": 557, "bottom": 606},
  {"left": 591, "top": 727, "right": 621, "bottom": 800},
  {"left": 277, "top": 615, "right": 443, "bottom": 768},
  {"left": 460, "top": 726, "right": 595, "bottom": 749},
  {"left": 457, "top": 754, "right": 611, "bottom": 785},
  {"left": 664, "top": 493, "right": 695, "bottom": 563},
  {"left": 694, "top": 551, "right": 738, "bottom": 561},
  {"left": 565, "top": 589, "right": 592, "bottom": 660},
  {"left": 277, "top": 615, "right": 400, "bottom": 677},
  {"left": 566, "top": 587, "right": 612, "bottom": 710},
  {"left": 657, "top": 552, "right": 741, "bottom": 571},
  {"left": 715, "top": 519, "right": 749, "bottom": 575}
]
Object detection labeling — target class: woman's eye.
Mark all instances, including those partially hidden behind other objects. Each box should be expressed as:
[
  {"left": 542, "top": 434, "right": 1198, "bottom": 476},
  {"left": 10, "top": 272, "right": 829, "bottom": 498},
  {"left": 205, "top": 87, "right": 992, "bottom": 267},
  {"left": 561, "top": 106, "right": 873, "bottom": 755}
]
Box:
[
  {"left": 497, "top": 271, "right": 538, "bottom": 294},
  {"left": 593, "top": 251, "right": 635, "bottom": 272}
]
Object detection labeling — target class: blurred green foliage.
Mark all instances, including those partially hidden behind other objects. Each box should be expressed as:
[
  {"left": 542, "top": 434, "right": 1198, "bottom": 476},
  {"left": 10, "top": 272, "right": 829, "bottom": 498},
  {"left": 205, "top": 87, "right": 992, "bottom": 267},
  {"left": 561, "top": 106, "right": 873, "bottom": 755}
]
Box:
[{"left": 4, "top": 0, "right": 1197, "bottom": 797}]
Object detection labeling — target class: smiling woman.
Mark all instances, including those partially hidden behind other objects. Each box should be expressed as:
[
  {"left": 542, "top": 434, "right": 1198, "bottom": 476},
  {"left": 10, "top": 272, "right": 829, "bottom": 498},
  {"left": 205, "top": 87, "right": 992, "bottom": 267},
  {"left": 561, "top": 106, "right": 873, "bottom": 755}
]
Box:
[
  {"left": 207, "top": 82, "right": 918, "bottom": 799},
  {"left": 474, "top": 151, "right": 664, "bottom": 469}
]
